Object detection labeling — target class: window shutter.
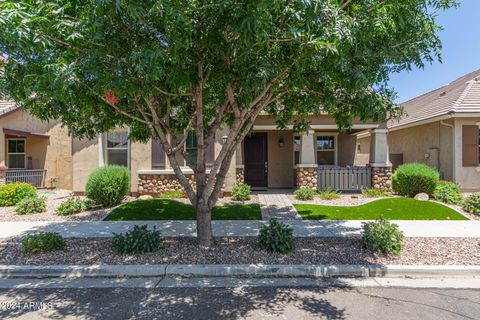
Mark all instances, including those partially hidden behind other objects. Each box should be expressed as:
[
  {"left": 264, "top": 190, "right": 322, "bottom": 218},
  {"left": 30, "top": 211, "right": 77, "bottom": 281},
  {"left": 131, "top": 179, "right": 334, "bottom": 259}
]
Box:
[
  {"left": 152, "top": 139, "right": 166, "bottom": 169},
  {"left": 462, "top": 125, "right": 479, "bottom": 167},
  {"left": 206, "top": 137, "right": 215, "bottom": 167}
]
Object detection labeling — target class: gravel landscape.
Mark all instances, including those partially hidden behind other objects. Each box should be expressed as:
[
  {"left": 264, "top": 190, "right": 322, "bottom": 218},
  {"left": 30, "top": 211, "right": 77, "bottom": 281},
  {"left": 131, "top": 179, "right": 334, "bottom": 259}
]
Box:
[{"left": 1, "top": 237, "right": 479, "bottom": 266}]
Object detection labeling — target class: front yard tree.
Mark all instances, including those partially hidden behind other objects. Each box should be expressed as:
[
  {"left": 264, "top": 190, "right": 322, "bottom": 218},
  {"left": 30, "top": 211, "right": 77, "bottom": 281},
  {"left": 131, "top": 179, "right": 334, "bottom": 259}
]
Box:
[{"left": 0, "top": 0, "right": 456, "bottom": 245}]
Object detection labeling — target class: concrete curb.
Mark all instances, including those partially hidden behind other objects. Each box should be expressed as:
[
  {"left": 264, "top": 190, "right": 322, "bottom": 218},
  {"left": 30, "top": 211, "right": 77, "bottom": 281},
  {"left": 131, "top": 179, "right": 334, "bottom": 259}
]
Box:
[{"left": 0, "top": 264, "right": 479, "bottom": 279}]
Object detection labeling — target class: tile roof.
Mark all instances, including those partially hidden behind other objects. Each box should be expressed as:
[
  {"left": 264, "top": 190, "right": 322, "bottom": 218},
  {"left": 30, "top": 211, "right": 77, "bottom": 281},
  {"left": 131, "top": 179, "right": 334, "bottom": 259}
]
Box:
[
  {"left": 389, "top": 69, "right": 480, "bottom": 129},
  {"left": 0, "top": 99, "right": 20, "bottom": 117}
]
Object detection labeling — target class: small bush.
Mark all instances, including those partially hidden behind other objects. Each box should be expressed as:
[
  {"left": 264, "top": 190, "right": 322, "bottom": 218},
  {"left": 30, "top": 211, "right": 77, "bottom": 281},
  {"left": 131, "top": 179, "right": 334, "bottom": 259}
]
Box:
[
  {"left": 231, "top": 183, "right": 251, "bottom": 201},
  {"left": 392, "top": 163, "right": 439, "bottom": 197},
  {"left": 158, "top": 190, "right": 185, "bottom": 198},
  {"left": 294, "top": 187, "right": 316, "bottom": 200},
  {"left": 318, "top": 187, "right": 341, "bottom": 200},
  {"left": 15, "top": 196, "right": 47, "bottom": 215},
  {"left": 21, "top": 232, "right": 66, "bottom": 255},
  {"left": 462, "top": 193, "right": 480, "bottom": 215},
  {"left": 110, "top": 225, "right": 161, "bottom": 255},
  {"left": 0, "top": 182, "right": 36, "bottom": 207},
  {"left": 85, "top": 165, "right": 130, "bottom": 207},
  {"left": 362, "top": 218, "right": 404, "bottom": 256},
  {"left": 259, "top": 218, "right": 294, "bottom": 254},
  {"left": 361, "top": 187, "right": 389, "bottom": 198},
  {"left": 56, "top": 198, "right": 93, "bottom": 216},
  {"left": 351, "top": 195, "right": 359, "bottom": 199},
  {"left": 432, "top": 181, "right": 462, "bottom": 205}
]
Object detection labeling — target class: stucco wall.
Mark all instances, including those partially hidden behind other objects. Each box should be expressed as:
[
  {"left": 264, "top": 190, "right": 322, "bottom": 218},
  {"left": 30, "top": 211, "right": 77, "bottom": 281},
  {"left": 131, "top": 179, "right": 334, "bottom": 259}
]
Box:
[
  {"left": 130, "top": 140, "right": 152, "bottom": 193},
  {"left": 267, "top": 130, "right": 294, "bottom": 188},
  {"left": 72, "top": 137, "right": 98, "bottom": 192},
  {"left": 355, "top": 136, "right": 370, "bottom": 166},
  {"left": 337, "top": 133, "right": 357, "bottom": 166},
  {"left": 453, "top": 118, "right": 480, "bottom": 190}
]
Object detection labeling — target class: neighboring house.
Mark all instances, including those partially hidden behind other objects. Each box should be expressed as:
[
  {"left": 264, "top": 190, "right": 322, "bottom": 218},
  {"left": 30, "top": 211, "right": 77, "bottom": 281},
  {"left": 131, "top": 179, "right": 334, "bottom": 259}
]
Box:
[
  {"left": 0, "top": 99, "right": 392, "bottom": 194},
  {"left": 358, "top": 69, "right": 480, "bottom": 190}
]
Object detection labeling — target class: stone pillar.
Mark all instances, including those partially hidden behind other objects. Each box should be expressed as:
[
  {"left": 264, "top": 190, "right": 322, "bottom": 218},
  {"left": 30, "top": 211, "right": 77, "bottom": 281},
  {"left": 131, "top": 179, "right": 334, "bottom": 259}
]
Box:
[
  {"left": 369, "top": 128, "right": 392, "bottom": 190},
  {"left": 0, "top": 164, "right": 6, "bottom": 186},
  {"left": 296, "top": 130, "right": 318, "bottom": 190},
  {"left": 235, "top": 142, "right": 244, "bottom": 184}
]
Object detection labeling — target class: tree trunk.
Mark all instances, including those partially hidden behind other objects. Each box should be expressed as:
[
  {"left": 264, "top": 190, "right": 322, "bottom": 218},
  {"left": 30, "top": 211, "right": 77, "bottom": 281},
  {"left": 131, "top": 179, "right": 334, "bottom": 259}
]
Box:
[{"left": 196, "top": 203, "right": 213, "bottom": 246}]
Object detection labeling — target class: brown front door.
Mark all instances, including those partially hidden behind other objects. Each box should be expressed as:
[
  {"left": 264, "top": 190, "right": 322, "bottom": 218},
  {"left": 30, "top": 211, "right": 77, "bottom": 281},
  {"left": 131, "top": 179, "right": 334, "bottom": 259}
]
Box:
[{"left": 244, "top": 133, "right": 267, "bottom": 188}]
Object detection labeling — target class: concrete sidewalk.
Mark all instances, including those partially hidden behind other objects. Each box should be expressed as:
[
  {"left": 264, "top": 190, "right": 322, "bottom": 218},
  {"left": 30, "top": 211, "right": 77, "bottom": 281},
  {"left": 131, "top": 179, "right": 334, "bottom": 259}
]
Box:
[{"left": 0, "top": 220, "right": 478, "bottom": 239}]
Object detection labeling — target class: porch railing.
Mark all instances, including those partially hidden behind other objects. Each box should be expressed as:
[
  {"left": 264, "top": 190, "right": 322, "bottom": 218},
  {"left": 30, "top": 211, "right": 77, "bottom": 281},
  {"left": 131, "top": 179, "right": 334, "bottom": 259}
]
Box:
[
  {"left": 5, "top": 169, "right": 47, "bottom": 188},
  {"left": 317, "top": 166, "right": 371, "bottom": 191}
]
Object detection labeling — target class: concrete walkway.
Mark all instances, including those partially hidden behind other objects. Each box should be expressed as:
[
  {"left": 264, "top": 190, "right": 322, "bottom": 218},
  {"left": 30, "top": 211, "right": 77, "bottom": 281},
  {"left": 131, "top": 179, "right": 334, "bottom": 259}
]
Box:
[
  {"left": 0, "top": 220, "right": 478, "bottom": 239},
  {"left": 257, "top": 193, "right": 301, "bottom": 220}
]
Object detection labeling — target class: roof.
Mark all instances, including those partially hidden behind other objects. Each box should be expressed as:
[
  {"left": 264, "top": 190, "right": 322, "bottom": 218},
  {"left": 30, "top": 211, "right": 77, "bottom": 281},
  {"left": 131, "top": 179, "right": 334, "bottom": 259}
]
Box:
[
  {"left": 389, "top": 69, "right": 480, "bottom": 129},
  {"left": 0, "top": 99, "right": 20, "bottom": 118}
]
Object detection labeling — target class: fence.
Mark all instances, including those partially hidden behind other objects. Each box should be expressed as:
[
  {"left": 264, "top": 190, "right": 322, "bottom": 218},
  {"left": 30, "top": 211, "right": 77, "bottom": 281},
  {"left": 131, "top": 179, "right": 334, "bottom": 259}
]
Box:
[
  {"left": 317, "top": 167, "right": 371, "bottom": 191},
  {"left": 5, "top": 169, "right": 47, "bottom": 188}
]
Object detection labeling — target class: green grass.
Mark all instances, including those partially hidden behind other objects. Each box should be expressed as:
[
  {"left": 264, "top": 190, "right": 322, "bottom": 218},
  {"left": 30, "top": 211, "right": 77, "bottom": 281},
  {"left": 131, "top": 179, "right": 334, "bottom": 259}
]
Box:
[
  {"left": 104, "top": 199, "right": 261, "bottom": 221},
  {"left": 294, "top": 198, "right": 468, "bottom": 220}
]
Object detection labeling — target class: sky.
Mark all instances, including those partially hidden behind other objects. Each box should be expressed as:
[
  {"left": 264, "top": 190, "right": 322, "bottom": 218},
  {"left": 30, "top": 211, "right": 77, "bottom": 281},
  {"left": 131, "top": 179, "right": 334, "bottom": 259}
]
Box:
[{"left": 388, "top": 0, "right": 480, "bottom": 103}]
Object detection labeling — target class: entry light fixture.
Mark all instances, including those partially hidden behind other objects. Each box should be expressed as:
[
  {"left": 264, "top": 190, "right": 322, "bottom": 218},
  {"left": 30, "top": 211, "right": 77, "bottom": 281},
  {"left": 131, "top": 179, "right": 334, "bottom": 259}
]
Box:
[
  {"left": 278, "top": 138, "right": 284, "bottom": 148},
  {"left": 222, "top": 135, "right": 228, "bottom": 144}
]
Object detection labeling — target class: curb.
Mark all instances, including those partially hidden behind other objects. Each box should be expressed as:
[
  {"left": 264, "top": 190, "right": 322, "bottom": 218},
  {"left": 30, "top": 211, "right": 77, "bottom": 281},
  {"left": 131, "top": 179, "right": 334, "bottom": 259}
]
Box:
[{"left": 0, "top": 264, "right": 479, "bottom": 279}]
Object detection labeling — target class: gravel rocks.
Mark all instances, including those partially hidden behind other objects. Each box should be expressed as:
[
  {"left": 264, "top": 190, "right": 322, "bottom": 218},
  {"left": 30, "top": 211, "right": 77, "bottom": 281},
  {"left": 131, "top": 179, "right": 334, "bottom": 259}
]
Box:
[{"left": 1, "top": 237, "right": 478, "bottom": 266}]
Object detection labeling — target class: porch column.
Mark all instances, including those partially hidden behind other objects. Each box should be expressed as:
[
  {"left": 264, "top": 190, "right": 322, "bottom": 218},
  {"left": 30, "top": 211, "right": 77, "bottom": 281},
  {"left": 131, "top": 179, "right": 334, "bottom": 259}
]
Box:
[
  {"left": 235, "top": 142, "right": 244, "bottom": 184},
  {"left": 296, "top": 130, "right": 317, "bottom": 190},
  {"left": 369, "top": 128, "right": 392, "bottom": 190}
]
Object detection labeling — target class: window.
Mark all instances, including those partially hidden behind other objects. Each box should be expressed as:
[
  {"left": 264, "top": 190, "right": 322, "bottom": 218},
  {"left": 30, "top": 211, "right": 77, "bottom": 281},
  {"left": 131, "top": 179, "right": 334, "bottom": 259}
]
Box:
[
  {"left": 185, "top": 132, "right": 197, "bottom": 167},
  {"left": 106, "top": 129, "right": 129, "bottom": 167},
  {"left": 7, "top": 139, "right": 26, "bottom": 169},
  {"left": 316, "top": 135, "right": 335, "bottom": 165},
  {"left": 293, "top": 135, "right": 301, "bottom": 165}
]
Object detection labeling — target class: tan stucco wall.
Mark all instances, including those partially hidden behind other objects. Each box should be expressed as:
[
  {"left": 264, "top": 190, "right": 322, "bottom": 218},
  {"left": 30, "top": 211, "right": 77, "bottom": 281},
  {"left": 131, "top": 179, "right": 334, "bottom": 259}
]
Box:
[
  {"left": 0, "top": 110, "right": 72, "bottom": 189},
  {"left": 267, "top": 130, "right": 294, "bottom": 188},
  {"left": 72, "top": 137, "right": 98, "bottom": 192},
  {"left": 130, "top": 140, "right": 152, "bottom": 193},
  {"left": 355, "top": 136, "right": 370, "bottom": 166},
  {"left": 453, "top": 118, "right": 480, "bottom": 190}
]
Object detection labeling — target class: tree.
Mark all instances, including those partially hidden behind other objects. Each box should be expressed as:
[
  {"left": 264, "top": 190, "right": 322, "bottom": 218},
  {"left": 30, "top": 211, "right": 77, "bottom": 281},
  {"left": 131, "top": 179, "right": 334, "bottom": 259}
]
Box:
[{"left": 0, "top": 0, "right": 456, "bottom": 245}]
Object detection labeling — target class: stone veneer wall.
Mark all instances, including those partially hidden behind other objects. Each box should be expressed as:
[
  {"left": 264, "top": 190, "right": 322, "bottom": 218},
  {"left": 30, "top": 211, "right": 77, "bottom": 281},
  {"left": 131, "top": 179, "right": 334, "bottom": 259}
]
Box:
[
  {"left": 138, "top": 173, "right": 196, "bottom": 195},
  {"left": 371, "top": 166, "right": 392, "bottom": 190},
  {"left": 236, "top": 168, "right": 244, "bottom": 185},
  {"left": 296, "top": 167, "right": 318, "bottom": 190}
]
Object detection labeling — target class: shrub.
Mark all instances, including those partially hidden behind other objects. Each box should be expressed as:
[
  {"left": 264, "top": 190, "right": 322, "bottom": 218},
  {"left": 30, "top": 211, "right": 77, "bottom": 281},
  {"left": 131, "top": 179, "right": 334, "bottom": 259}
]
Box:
[
  {"left": 361, "top": 218, "right": 404, "bottom": 256},
  {"left": 110, "top": 225, "right": 161, "bottom": 255},
  {"left": 0, "top": 182, "right": 36, "bottom": 207},
  {"left": 231, "top": 183, "right": 251, "bottom": 201},
  {"left": 462, "top": 193, "right": 480, "bottom": 215},
  {"left": 361, "top": 187, "right": 389, "bottom": 198},
  {"left": 318, "top": 187, "right": 341, "bottom": 200},
  {"left": 432, "top": 181, "right": 462, "bottom": 205},
  {"left": 56, "top": 198, "right": 93, "bottom": 216},
  {"left": 294, "top": 187, "right": 316, "bottom": 200},
  {"left": 158, "top": 190, "right": 185, "bottom": 198},
  {"left": 259, "top": 218, "right": 294, "bottom": 254},
  {"left": 85, "top": 165, "right": 130, "bottom": 207},
  {"left": 15, "top": 196, "right": 47, "bottom": 215},
  {"left": 21, "top": 232, "right": 66, "bottom": 255},
  {"left": 392, "top": 163, "right": 439, "bottom": 197}
]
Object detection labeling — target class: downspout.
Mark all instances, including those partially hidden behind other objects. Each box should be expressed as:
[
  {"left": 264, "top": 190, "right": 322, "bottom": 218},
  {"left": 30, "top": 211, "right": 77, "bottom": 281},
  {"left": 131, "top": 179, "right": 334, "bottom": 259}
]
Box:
[{"left": 440, "top": 119, "right": 455, "bottom": 182}]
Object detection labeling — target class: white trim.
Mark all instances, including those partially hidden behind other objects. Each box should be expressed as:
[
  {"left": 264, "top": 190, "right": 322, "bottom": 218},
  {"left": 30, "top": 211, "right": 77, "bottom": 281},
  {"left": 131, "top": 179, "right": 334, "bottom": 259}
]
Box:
[
  {"left": 295, "top": 164, "right": 318, "bottom": 168},
  {"left": 138, "top": 168, "right": 211, "bottom": 175},
  {"left": 98, "top": 135, "right": 105, "bottom": 167},
  {"left": 105, "top": 129, "right": 130, "bottom": 169},
  {"left": 6, "top": 138, "right": 26, "bottom": 169},
  {"left": 372, "top": 128, "right": 388, "bottom": 134},
  {"left": 236, "top": 164, "right": 245, "bottom": 169},
  {"left": 369, "top": 162, "right": 392, "bottom": 168},
  {"left": 253, "top": 124, "right": 379, "bottom": 130}
]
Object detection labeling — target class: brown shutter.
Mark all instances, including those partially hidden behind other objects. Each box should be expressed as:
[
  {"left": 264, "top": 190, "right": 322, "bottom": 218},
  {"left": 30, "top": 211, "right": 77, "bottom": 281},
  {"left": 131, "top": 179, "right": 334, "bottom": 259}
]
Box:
[
  {"left": 206, "top": 137, "right": 215, "bottom": 167},
  {"left": 152, "top": 139, "right": 166, "bottom": 169},
  {"left": 462, "top": 125, "right": 479, "bottom": 167}
]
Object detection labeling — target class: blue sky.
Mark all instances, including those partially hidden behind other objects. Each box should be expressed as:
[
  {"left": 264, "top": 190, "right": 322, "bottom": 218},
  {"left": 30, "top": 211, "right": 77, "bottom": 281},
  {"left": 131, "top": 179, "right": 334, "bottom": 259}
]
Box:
[{"left": 388, "top": 0, "right": 480, "bottom": 103}]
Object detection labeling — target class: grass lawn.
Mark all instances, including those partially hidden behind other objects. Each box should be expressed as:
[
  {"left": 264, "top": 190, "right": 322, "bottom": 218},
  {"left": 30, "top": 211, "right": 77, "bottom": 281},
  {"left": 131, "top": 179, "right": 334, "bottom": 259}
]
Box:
[
  {"left": 294, "top": 198, "right": 468, "bottom": 220},
  {"left": 104, "top": 199, "right": 262, "bottom": 221}
]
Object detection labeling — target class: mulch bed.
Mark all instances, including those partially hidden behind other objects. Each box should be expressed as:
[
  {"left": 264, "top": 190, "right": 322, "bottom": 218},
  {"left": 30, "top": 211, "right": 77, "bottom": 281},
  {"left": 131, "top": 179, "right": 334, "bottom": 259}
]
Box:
[{"left": 0, "top": 237, "right": 479, "bottom": 266}]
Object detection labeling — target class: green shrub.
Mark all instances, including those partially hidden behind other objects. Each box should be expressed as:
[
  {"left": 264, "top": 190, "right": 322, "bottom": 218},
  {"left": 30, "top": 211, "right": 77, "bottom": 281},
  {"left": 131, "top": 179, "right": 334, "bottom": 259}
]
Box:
[
  {"left": 158, "top": 190, "right": 185, "bottom": 198},
  {"left": 462, "top": 193, "right": 480, "bottom": 215},
  {"left": 110, "top": 225, "right": 161, "bottom": 255},
  {"left": 85, "top": 165, "right": 130, "bottom": 207},
  {"left": 318, "top": 187, "right": 341, "bottom": 200},
  {"left": 21, "top": 232, "right": 66, "bottom": 255},
  {"left": 259, "top": 218, "right": 294, "bottom": 254},
  {"left": 294, "top": 187, "right": 316, "bottom": 200},
  {"left": 15, "top": 196, "right": 47, "bottom": 215},
  {"left": 362, "top": 218, "right": 404, "bottom": 256},
  {"left": 432, "top": 181, "right": 462, "bottom": 205},
  {"left": 56, "top": 198, "right": 93, "bottom": 216},
  {"left": 392, "top": 163, "right": 439, "bottom": 197},
  {"left": 0, "top": 182, "right": 36, "bottom": 207},
  {"left": 361, "top": 187, "right": 389, "bottom": 198},
  {"left": 351, "top": 195, "right": 359, "bottom": 199},
  {"left": 231, "top": 183, "right": 251, "bottom": 201}
]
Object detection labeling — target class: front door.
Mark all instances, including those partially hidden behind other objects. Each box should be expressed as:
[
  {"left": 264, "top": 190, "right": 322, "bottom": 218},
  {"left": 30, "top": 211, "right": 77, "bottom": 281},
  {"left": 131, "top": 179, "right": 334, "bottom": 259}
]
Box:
[{"left": 244, "top": 133, "right": 267, "bottom": 188}]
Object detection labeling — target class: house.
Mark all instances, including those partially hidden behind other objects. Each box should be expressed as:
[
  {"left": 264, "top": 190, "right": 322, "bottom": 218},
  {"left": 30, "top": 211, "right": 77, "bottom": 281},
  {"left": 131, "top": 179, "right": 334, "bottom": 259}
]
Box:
[
  {"left": 358, "top": 69, "right": 480, "bottom": 190},
  {"left": 0, "top": 99, "right": 392, "bottom": 194}
]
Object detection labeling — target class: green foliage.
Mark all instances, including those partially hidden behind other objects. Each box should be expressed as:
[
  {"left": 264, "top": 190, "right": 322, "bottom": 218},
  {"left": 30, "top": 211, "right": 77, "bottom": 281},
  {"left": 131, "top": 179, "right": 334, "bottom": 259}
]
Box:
[
  {"left": 231, "top": 183, "right": 251, "bottom": 201},
  {"left": 56, "top": 198, "right": 93, "bottom": 216},
  {"left": 361, "top": 187, "right": 389, "bottom": 198},
  {"left": 0, "top": 183, "right": 36, "bottom": 207},
  {"left": 294, "top": 187, "right": 316, "bottom": 201},
  {"left": 85, "top": 166, "right": 130, "bottom": 207},
  {"left": 362, "top": 218, "right": 404, "bottom": 256},
  {"left": 15, "top": 196, "right": 47, "bottom": 215},
  {"left": 259, "top": 218, "right": 294, "bottom": 254},
  {"left": 462, "top": 193, "right": 480, "bottom": 215},
  {"left": 158, "top": 190, "right": 185, "bottom": 198},
  {"left": 432, "top": 181, "right": 462, "bottom": 205},
  {"left": 110, "top": 225, "right": 161, "bottom": 255},
  {"left": 21, "top": 232, "right": 66, "bottom": 255},
  {"left": 392, "top": 163, "right": 439, "bottom": 197},
  {"left": 318, "top": 187, "right": 341, "bottom": 200}
]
